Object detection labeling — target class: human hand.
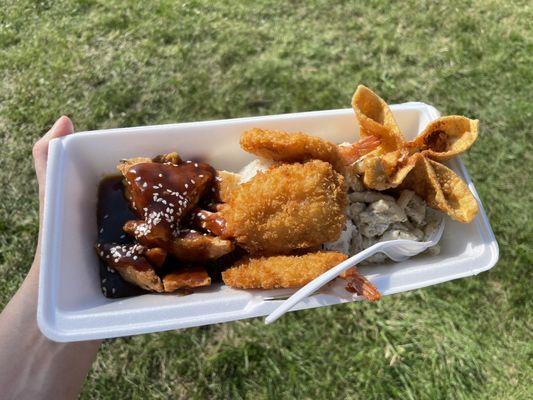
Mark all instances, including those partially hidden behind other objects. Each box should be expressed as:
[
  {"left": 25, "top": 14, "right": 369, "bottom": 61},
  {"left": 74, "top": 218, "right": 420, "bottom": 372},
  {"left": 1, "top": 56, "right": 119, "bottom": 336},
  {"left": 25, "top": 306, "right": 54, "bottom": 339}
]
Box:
[
  {"left": 1, "top": 117, "right": 101, "bottom": 400},
  {"left": 31, "top": 116, "right": 74, "bottom": 272}
]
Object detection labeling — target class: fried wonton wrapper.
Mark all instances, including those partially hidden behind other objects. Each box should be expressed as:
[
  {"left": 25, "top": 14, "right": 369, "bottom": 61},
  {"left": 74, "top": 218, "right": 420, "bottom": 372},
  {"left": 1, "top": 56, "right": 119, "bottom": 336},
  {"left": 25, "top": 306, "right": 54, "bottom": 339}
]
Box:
[
  {"left": 399, "top": 154, "right": 479, "bottom": 223},
  {"left": 351, "top": 85, "right": 479, "bottom": 223},
  {"left": 240, "top": 128, "right": 345, "bottom": 172},
  {"left": 352, "top": 85, "right": 405, "bottom": 152},
  {"left": 413, "top": 115, "right": 479, "bottom": 161},
  {"left": 221, "top": 251, "right": 347, "bottom": 289}
]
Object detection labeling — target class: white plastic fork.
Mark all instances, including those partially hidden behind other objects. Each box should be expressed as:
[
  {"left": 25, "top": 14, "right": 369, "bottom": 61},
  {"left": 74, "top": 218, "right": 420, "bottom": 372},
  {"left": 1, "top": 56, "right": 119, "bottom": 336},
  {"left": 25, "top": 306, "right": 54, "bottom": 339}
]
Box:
[{"left": 264, "top": 218, "right": 445, "bottom": 324}]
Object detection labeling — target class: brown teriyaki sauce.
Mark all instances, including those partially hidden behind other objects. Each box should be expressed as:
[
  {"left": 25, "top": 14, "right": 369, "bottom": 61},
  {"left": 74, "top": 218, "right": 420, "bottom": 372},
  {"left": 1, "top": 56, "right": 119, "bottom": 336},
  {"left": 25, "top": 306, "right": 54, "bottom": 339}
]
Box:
[
  {"left": 97, "top": 175, "right": 145, "bottom": 298},
  {"left": 96, "top": 166, "right": 233, "bottom": 299}
]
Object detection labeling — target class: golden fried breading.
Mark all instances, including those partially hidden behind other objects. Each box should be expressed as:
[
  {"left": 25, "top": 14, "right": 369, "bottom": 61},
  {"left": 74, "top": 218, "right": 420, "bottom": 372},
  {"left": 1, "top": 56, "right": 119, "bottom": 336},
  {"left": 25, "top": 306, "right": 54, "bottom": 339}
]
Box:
[
  {"left": 153, "top": 152, "right": 182, "bottom": 165},
  {"left": 240, "top": 128, "right": 345, "bottom": 172},
  {"left": 219, "top": 160, "right": 347, "bottom": 254},
  {"left": 169, "top": 230, "right": 234, "bottom": 262},
  {"left": 117, "top": 157, "right": 153, "bottom": 176},
  {"left": 118, "top": 152, "right": 182, "bottom": 176},
  {"left": 222, "top": 251, "right": 347, "bottom": 289},
  {"left": 162, "top": 266, "right": 211, "bottom": 292},
  {"left": 215, "top": 170, "right": 242, "bottom": 203}
]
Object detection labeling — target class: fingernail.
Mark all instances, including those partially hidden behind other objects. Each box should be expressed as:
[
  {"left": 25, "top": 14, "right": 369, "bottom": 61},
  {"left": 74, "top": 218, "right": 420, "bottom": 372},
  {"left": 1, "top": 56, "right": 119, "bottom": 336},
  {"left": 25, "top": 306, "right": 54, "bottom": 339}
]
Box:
[{"left": 51, "top": 116, "right": 65, "bottom": 129}]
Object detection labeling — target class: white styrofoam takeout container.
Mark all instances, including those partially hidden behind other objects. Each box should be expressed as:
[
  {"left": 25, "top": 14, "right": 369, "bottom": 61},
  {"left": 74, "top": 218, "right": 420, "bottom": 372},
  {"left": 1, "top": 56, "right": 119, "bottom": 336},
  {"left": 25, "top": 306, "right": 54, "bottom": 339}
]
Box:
[{"left": 38, "top": 102, "right": 499, "bottom": 342}]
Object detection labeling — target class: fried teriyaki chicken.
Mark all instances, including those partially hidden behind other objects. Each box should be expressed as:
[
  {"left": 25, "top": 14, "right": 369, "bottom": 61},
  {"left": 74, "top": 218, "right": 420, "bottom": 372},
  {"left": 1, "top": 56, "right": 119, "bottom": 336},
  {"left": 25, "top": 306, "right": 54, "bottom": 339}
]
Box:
[{"left": 96, "top": 154, "right": 233, "bottom": 294}]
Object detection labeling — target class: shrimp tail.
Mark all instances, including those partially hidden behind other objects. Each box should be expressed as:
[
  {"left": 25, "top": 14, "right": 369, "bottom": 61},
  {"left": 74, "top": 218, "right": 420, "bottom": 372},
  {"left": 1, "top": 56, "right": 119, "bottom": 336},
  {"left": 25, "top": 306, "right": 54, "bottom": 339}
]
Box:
[
  {"left": 338, "top": 135, "right": 381, "bottom": 165},
  {"left": 341, "top": 267, "right": 381, "bottom": 301}
]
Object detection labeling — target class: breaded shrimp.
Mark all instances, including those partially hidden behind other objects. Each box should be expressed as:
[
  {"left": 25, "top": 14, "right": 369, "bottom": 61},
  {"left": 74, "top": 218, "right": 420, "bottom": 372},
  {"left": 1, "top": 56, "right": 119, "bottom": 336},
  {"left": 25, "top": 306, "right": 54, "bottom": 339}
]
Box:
[
  {"left": 218, "top": 160, "right": 347, "bottom": 254},
  {"left": 215, "top": 170, "right": 242, "bottom": 203},
  {"left": 221, "top": 251, "right": 348, "bottom": 289},
  {"left": 240, "top": 128, "right": 345, "bottom": 172}
]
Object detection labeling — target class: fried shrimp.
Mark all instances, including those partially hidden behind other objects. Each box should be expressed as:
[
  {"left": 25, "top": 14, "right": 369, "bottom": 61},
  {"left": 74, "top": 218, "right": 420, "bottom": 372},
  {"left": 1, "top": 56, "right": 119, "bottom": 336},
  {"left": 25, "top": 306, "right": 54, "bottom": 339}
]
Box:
[
  {"left": 240, "top": 128, "right": 346, "bottom": 172},
  {"left": 218, "top": 160, "right": 347, "bottom": 254},
  {"left": 221, "top": 251, "right": 348, "bottom": 289}
]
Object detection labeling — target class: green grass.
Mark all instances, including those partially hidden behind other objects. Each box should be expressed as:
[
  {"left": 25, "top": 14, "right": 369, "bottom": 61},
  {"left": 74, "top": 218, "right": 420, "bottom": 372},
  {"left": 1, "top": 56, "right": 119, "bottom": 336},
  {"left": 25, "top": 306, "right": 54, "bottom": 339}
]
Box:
[{"left": 1, "top": 0, "right": 532, "bottom": 398}]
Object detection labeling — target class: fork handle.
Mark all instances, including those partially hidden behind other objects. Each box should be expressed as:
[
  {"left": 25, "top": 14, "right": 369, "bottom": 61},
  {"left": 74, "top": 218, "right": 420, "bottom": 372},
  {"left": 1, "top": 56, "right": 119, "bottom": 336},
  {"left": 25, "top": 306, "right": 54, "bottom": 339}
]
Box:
[{"left": 264, "top": 244, "right": 381, "bottom": 324}]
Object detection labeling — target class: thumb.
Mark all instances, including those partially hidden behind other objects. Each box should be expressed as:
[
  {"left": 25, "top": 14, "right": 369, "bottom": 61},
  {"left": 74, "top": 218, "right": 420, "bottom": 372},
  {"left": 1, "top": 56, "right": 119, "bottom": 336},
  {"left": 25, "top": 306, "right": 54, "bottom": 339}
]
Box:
[{"left": 33, "top": 116, "right": 75, "bottom": 187}]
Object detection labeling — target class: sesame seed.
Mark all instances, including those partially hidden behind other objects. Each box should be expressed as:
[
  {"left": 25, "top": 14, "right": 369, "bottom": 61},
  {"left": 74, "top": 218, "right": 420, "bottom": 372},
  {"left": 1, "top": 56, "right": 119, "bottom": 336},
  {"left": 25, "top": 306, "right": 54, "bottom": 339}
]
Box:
[
  {"left": 103, "top": 214, "right": 109, "bottom": 219},
  {"left": 158, "top": 173, "right": 163, "bottom": 177},
  {"left": 99, "top": 228, "right": 104, "bottom": 233}
]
